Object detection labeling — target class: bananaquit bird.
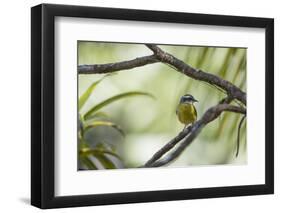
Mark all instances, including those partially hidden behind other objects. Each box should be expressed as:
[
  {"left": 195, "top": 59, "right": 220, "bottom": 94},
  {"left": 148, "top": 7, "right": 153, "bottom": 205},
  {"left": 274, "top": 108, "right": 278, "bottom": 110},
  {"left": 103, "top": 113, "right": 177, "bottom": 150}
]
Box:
[{"left": 176, "top": 94, "right": 198, "bottom": 127}]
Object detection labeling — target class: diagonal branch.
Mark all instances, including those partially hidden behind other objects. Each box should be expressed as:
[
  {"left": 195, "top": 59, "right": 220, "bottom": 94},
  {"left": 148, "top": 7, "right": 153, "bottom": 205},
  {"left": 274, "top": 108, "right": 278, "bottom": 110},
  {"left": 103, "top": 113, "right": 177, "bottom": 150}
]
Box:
[
  {"left": 146, "top": 44, "right": 246, "bottom": 105},
  {"left": 142, "top": 126, "right": 192, "bottom": 167},
  {"left": 78, "top": 55, "right": 158, "bottom": 74},
  {"left": 141, "top": 96, "right": 236, "bottom": 167},
  {"left": 144, "top": 103, "right": 246, "bottom": 167}
]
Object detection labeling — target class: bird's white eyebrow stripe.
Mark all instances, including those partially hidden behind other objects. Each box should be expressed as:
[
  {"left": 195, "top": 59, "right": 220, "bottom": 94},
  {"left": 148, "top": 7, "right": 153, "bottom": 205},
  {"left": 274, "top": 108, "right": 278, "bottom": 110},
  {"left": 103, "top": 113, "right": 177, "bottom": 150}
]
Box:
[{"left": 183, "top": 95, "right": 192, "bottom": 99}]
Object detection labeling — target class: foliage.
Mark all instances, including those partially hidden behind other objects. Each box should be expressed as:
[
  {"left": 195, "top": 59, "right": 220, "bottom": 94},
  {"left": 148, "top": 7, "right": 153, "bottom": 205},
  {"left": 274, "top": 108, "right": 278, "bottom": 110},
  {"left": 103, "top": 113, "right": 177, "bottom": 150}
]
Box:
[{"left": 78, "top": 75, "right": 154, "bottom": 170}]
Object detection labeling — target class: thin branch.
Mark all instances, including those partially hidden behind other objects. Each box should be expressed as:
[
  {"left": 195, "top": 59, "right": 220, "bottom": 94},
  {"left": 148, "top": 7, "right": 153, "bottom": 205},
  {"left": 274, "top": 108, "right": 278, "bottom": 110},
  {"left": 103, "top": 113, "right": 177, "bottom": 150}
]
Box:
[
  {"left": 219, "top": 96, "right": 233, "bottom": 104},
  {"left": 146, "top": 44, "right": 246, "bottom": 105},
  {"left": 144, "top": 103, "right": 246, "bottom": 167},
  {"left": 78, "top": 55, "right": 158, "bottom": 74},
  {"left": 143, "top": 96, "right": 227, "bottom": 167},
  {"left": 142, "top": 126, "right": 192, "bottom": 167}
]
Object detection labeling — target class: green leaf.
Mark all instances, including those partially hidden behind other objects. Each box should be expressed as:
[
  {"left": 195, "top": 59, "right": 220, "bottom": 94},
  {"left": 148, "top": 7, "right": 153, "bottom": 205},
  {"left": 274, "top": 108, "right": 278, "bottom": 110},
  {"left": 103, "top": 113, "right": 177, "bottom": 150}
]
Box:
[
  {"left": 84, "top": 121, "right": 125, "bottom": 137},
  {"left": 78, "top": 114, "right": 84, "bottom": 137},
  {"left": 84, "top": 91, "right": 155, "bottom": 120},
  {"left": 94, "top": 153, "right": 116, "bottom": 169},
  {"left": 78, "top": 140, "right": 90, "bottom": 151},
  {"left": 78, "top": 74, "right": 113, "bottom": 110},
  {"left": 79, "top": 156, "right": 97, "bottom": 170},
  {"left": 80, "top": 147, "right": 117, "bottom": 169},
  {"left": 80, "top": 147, "right": 122, "bottom": 161},
  {"left": 96, "top": 142, "right": 116, "bottom": 152},
  {"left": 85, "top": 111, "right": 109, "bottom": 121},
  {"left": 79, "top": 80, "right": 101, "bottom": 110}
]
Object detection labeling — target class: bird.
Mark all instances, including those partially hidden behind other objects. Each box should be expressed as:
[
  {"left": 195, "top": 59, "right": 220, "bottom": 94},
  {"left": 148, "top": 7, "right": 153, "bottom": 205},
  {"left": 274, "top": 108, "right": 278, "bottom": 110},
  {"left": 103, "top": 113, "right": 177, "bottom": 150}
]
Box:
[{"left": 176, "top": 94, "right": 198, "bottom": 128}]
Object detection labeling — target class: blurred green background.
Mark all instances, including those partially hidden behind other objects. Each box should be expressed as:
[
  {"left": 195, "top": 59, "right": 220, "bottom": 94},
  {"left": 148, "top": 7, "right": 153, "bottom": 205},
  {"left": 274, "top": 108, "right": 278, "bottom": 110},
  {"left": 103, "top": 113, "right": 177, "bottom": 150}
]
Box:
[{"left": 78, "top": 41, "right": 247, "bottom": 170}]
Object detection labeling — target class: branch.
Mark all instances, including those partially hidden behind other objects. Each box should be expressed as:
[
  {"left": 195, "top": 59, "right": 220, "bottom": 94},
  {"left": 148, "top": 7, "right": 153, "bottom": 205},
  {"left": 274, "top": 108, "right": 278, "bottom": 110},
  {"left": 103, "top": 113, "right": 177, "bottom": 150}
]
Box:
[
  {"left": 142, "top": 126, "right": 192, "bottom": 167},
  {"left": 142, "top": 96, "right": 236, "bottom": 167},
  {"left": 144, "top": 103, "right": 246, "bottom": 167},
  {"left": 146, "top": 44, "right": 246, "bottom": 105},
  {"left": 78, "top": 44, "right": 246, "bottom": 105},
  {"left": 78, "top": 55, "right": 158, "bottom": 74}
]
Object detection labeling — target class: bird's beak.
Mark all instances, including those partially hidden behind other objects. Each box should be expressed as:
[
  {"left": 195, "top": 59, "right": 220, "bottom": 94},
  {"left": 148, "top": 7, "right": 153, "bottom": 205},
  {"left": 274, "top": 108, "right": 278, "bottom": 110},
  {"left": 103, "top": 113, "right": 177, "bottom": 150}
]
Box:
[{"left": 193, "top": 99, "right": 198, "bottom": 103}]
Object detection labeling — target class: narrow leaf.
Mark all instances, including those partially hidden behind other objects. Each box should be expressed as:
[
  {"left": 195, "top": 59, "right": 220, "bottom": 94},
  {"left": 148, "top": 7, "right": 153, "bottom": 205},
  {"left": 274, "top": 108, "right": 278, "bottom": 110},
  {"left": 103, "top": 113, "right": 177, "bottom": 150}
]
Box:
[
  {"left": 79, "top": 142, "right": 90, "bottom": 151},
  {"left": 78, "top": 74, "right": 113, "bottom": 110},
  {"left": 85, "top": 111, "right": 109, "bottom": 121},
  {"left": 79, "top": 80, "right": 101, "bottom": 110},
  {"left": 96, "top": 142, "right": 116, "bottom": 152},
  {"left": 84, "top": 121, "right": 125, "bottom": 137},
  {"left": 79, "top": 156, "right": 97, "bottom": 170},
  {"left": 84, "top": 91, "right": 155, "bottom": 119},
  {"left": 94, "top": 153, "right": 116, "bottom": 169},
  {"left": 80, "top": 147, "right": 122, "bottom": 161}
]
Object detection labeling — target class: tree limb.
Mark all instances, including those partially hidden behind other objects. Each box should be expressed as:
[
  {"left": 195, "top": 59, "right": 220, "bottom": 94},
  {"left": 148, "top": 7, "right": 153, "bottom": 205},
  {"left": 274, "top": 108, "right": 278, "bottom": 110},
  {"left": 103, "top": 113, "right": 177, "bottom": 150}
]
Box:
[
  {"left": 144, "top": 103, "right": 246, "bottom": 167},
  {"left": 142, "top": 126, "right": 192, "bottom": 167},
  {"left": 78, "top": 44, "right": 246, "bottom": 106},
  {"left": 78, "top": 55, "right": 158, "bottom": 74},
  {"left": 146, "top": 44, "right": 246, "bottom": 105}
]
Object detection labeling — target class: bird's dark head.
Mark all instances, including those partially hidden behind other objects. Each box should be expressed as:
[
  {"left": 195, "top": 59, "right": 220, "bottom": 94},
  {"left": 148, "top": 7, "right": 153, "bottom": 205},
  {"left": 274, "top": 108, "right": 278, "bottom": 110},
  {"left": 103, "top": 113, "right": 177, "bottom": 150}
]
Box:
[{"left": 180, "top": 94, "right": 198, "bottom": 104}]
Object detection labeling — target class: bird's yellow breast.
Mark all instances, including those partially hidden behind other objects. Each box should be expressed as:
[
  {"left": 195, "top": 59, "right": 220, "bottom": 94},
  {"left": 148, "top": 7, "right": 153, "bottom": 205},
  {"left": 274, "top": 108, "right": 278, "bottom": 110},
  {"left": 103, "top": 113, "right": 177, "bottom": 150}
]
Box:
[{"left": 176, "top": 103, "right": 197, "bottom": 125}]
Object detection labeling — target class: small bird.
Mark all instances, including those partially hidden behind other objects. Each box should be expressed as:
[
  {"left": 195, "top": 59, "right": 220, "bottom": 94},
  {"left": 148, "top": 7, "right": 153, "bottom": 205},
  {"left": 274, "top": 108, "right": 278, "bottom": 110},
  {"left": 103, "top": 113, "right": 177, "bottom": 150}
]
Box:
[{"left": 176, "top": 94, "right": 198, "bottom": 128}]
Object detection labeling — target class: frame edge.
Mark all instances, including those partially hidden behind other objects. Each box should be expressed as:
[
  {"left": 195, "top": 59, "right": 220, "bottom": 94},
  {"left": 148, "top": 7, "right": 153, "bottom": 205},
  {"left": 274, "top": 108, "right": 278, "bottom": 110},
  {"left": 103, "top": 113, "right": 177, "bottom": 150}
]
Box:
[
  {"left": 265, "top": 18, "right": 274, "bottom": 194},
  {"left": 31, "top": 4, "right": 43, "bottom": 208}
]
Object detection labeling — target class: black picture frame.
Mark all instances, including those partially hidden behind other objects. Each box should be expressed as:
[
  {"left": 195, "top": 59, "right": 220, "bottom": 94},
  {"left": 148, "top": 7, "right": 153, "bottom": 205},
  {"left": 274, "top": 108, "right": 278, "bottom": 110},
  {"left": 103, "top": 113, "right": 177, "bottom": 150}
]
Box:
[{"left": 31, "top": 3, "right": 274, "bottom": 209}]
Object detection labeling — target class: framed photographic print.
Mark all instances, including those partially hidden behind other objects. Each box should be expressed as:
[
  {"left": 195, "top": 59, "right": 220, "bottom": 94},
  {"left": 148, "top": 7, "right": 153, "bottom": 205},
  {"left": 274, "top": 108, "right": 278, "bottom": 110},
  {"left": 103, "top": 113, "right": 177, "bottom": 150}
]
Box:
[{"left": 31, "top": 3, "right": 274, "bottom": 209}]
